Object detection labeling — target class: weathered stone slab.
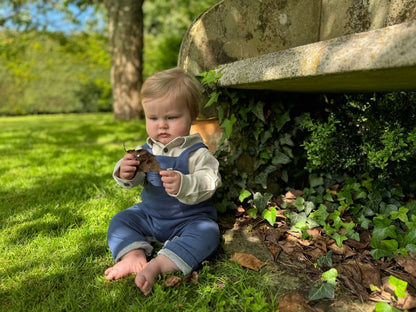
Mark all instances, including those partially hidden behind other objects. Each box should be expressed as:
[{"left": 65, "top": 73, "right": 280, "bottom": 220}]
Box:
[
  {"left": 216, "top": 20, "right": 416, "bottom": 92},
  {"left": 179, "top": 0, "right": 321, "bottom": 74},
  {"left": 320, "top": 0, "right": 416, "bottom": 40},
  {"left": 179, "top": 0, "right": 416, "bottom": 92}
]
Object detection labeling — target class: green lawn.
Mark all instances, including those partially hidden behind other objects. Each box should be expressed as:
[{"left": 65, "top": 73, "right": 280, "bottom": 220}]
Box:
[{"left": 0, "top": 113, "right": 281, "bottom": 312}]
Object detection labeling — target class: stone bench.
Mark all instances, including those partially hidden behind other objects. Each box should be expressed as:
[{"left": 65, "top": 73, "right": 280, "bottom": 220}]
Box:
[{"left": 179, "top": 0, "right": 416, "bottom": 92}]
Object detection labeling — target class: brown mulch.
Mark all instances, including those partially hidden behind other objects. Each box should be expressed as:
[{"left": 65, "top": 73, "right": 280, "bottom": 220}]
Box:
[{"left": 218, "top": 191, "right": 416, "bottom": 311}]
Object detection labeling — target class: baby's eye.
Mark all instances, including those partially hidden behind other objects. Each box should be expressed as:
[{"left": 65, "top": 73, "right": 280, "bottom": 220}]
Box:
[{"left": 168, "top": 116, "right": 177, "bottom": 120}]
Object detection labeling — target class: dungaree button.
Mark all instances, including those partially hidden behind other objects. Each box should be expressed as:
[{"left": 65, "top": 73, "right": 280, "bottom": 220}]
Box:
[{"left": 163, "top": 147, "right": 168, "bottom": 153}]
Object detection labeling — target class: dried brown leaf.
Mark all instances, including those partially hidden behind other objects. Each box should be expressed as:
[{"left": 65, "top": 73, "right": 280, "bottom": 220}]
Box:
[
  {"left": 283, "top": 190, "right": 304, "bottom": 204},
  {"left": 305, "top": 247, "right": 326, "bottom": 263},
  {"left": 230, "top": 252, "right": 267, "bottom": 271},
  {"left": 126, "top": 149, "right": 162, "bottom": 172},
  {"left": 183, "top": 271, "right": 199, "bottom": 285},
  {"left": 397, "top": 252, "right": 416, "bottom": 278},
  {"left": 266, "top": 243, "right": 281, "bottom": 261},
  {"left": 164, "top": 275, "right": 182, "bottom": 287},
  {"left": 278, "top": 291, "right": 323, "bottom": 312},
  {"left": 328, "top": 242, "right": 356, "bottom": 258}
]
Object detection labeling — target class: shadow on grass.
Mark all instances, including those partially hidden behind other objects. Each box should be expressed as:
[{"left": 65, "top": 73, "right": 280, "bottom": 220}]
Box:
[{"left": 0, "top": 231, "right": 119, "bottom": 311}]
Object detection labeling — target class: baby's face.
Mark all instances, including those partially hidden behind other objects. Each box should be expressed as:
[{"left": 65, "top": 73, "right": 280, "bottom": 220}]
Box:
[{"left": 143, "top": 95, "right": 193, "bottom": 145}]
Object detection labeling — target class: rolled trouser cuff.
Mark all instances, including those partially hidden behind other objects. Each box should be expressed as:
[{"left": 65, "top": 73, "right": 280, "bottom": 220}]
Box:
[
  {"left": 158, "top": 248, "right": 193, "bottom": 275},
  {"left": 114, "top": 241, "right": 153, "bottom": 263}
]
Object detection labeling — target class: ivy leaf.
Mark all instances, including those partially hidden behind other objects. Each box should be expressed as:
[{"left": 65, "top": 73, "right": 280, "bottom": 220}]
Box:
[
  {"left": 304, "top": 201, "right": 315, "bottom": 215},
  {"left": 309, "top": 204, "right": 329, "bottom": 226},
  {"left": 308, "top": 282, "right": 335, "bottom": 301},
  {"left": 389, "top": 275, "right": 408, "bottom": 298},
  {"left": 317, "top": 250, "right": 333, "bottom": 268},
  {"left": 246, "top": 208, "right": 258, "bottom": 219},
  {"left": 390, "top": 206, "right": 409, "bottom": 223},
  {"left": 331, "top": 233, "right": 348, "bottom": 247},
  {"left": 403, "top": 226, "right": 416, "bottom": 245},
  {"left": 337, "top": 189, "right": 353, "bottom": 205},
  {"left": 323, "top": 191, "right": 334, "bottom": 202},
  {"left": 371, "top": 247, "right": 393, "bottom": 260},
  {"left": 198, "top": 69, "right": 223, "bottom": 84},
  {"left": 249, "top": 192, "right": 272, "bottom": 213},
  {"left": 254, "top": 166, "right": 277, "bottom": 189},
  {"left": 343, "top": 221, "right": 355, "bottom": 231},
  {"left": 405, "top": 243, "right": 416, "bottom": 255},
  {"left": 262, "top": 207, "right": 277, "bottom": 226},
  {"left": 373, "top": 214, "right": 392, "bottom": 227},
  {"left": 280, "top": 170, "right": 288, "bottom": 183},
  {"left": 289, "top": 211, "right": 307, "bottom": 225},
  {"left": 260, "top": 152, "right": 270, "bottom": 159},
  {"left": 239, "top": 189, "right": 251, "bottom": 202},
  {"left": 275, "top": 111, "right": 290, "bottom": 131},
  {"left": 380, "top": 239, "right": 399, "bottom": 253},
  {"left": 358, "top": 214, "right": 371, "bottom": 229},
  {"left": 374, "top": 302, "right": 402, "bottom": 311},
  {"left": 379, "top": 202, "right": 399, "bottom": 218},
  {"left": 204, "top": 90, "right": 220, "bottom": 108},
  {"left": 308, "top": 174, "right": 324, "bottom": 188},
  {"left": 279, "top": 133, "right": 294, "bottom": 146},
  {"left": 221, "top": 114, "right": 237, "bottom": 138},
  {"left": 370, "top": 239, "right": 398, "bottom": 259},
  {"left": 271, "top": 151, "right": 291, "bottom": 165},
  {"left": 355, "top": 189, "right": 368, "bottom": 200},
  {"left": 253, "top": 101, "right": 265, "bottom": 122},
  {"left": 371, "top": 225, "right": 397, "bottom": 242},
  {"left": 347, "top": 230, "right": 360, "bottom": 241},
  {"left": 293, "top": 197, "right": 305, "bottom": 211},
  {"left": 322, "top": 268, "right": 338, "bottom": 286}
]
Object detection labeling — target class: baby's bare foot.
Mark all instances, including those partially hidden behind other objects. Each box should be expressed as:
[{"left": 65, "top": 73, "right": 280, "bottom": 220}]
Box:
[
  {"left": 105, "top": 249, "right": 147, "bottom": 280},
  {"left": 135, "top": 263, "right": 159, "bottom": 296},
  {"left": 135, "top": 254, "right": 179, "bottom": 296}
]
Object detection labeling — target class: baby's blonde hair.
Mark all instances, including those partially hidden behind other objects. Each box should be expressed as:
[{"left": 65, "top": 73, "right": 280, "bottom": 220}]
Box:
[{"left": 141, "top": 67, "right": 202, "bottom": 121}]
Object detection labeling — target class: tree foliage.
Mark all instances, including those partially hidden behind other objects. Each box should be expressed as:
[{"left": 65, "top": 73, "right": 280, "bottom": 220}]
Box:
[
  {"left": 0, "top": 30, "right": 111, "bottom": 115},
  {"left": 0, "top": 0, "right": 220, "bottom": 116}
]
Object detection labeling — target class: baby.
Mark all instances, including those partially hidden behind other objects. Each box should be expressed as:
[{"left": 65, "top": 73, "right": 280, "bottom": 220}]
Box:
[{"left": 105, "top": 67, "right": 222, "bottom": 296}]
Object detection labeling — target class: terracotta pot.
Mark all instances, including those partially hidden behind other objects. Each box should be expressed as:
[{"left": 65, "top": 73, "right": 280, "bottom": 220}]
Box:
[{"left": 190, "top": 118, "right": 222, "bottom": 153}]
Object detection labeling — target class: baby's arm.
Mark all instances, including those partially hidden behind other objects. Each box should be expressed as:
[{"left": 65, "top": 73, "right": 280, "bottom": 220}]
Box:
[
  {"left": 113, "top": 151, "right": 146, "bottom": 188},
  {"left": 160, "top": 170, "right": 181, "bottom": 195},
  {"left": 116, "top": 153, "right": 140, "bottom": 180},
  {"left": 170, "top": 148, "right": 221, "bottom": 204}
]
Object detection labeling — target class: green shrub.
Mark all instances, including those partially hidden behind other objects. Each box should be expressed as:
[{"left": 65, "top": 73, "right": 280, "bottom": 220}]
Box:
[{"left": 301, "top": 92, "right": 416, "bottom": 190}]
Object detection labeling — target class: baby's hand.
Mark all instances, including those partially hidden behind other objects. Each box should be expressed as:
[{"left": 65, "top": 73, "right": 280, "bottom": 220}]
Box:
[
  {"left": 160, "top": 170, "right": 181, "bottom": 195},
  {"left": 119, "top": 153, "right": 140, "bottom": 180}
]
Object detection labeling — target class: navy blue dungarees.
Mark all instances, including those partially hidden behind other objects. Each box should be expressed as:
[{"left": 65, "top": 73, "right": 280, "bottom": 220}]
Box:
[{"left": 107, "top": 142, "right": 220, "bottom": 274}]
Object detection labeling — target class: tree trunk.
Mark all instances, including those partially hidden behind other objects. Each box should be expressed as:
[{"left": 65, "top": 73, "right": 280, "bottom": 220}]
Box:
[{"left": 104, "top": 0, "right": 144, "bottom": 120}]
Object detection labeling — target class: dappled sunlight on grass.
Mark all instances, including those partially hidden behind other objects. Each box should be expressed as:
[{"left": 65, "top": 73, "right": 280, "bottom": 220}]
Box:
[{"left": 0, "top": 113, "right": 283, "bottom": 311}]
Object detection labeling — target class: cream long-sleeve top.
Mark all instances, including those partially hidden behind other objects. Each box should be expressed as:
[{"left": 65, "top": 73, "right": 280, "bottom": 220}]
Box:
[{"left": 113, "top": 133, "right": 222, "bottom": 205}]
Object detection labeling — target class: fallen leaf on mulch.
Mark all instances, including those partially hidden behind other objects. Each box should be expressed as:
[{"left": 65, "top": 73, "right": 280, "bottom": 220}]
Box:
[
  {"left": 184, "top": 271, "right": 199, "bottom": 284},
  {"left": 327, "top": 242, "right": 356, "bottom": 258},
  {"left": 283, "top": 190, "right": 304, "bottom": 204},
  {"left": 266, "top": 244, "right": 282, "bottom": 261},
  {"left": 335, "top": 259, "right": 381, "bottom": 301},
  {"left": 277, "top": 291, "right": 323, "bottom": 312},
  {"left": 164, "top": 271, "right": 199, "bottom": 288},
  {"left": 230, "top": 252, "right": 267, "bottom": 271},
  {"left": 164, "top": 275, "right": 182, "bottom": 287},
  {"left": 397, "top": 252, "right": 416, "bottom": 277}
]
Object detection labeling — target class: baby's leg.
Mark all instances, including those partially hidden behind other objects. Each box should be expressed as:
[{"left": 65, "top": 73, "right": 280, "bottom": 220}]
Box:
[
  {"left": 105, "top": 249, "right": 148, "bottom": 280},
  {"left": 135, "top": 254, "right": 179, "bottom": 296}
]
